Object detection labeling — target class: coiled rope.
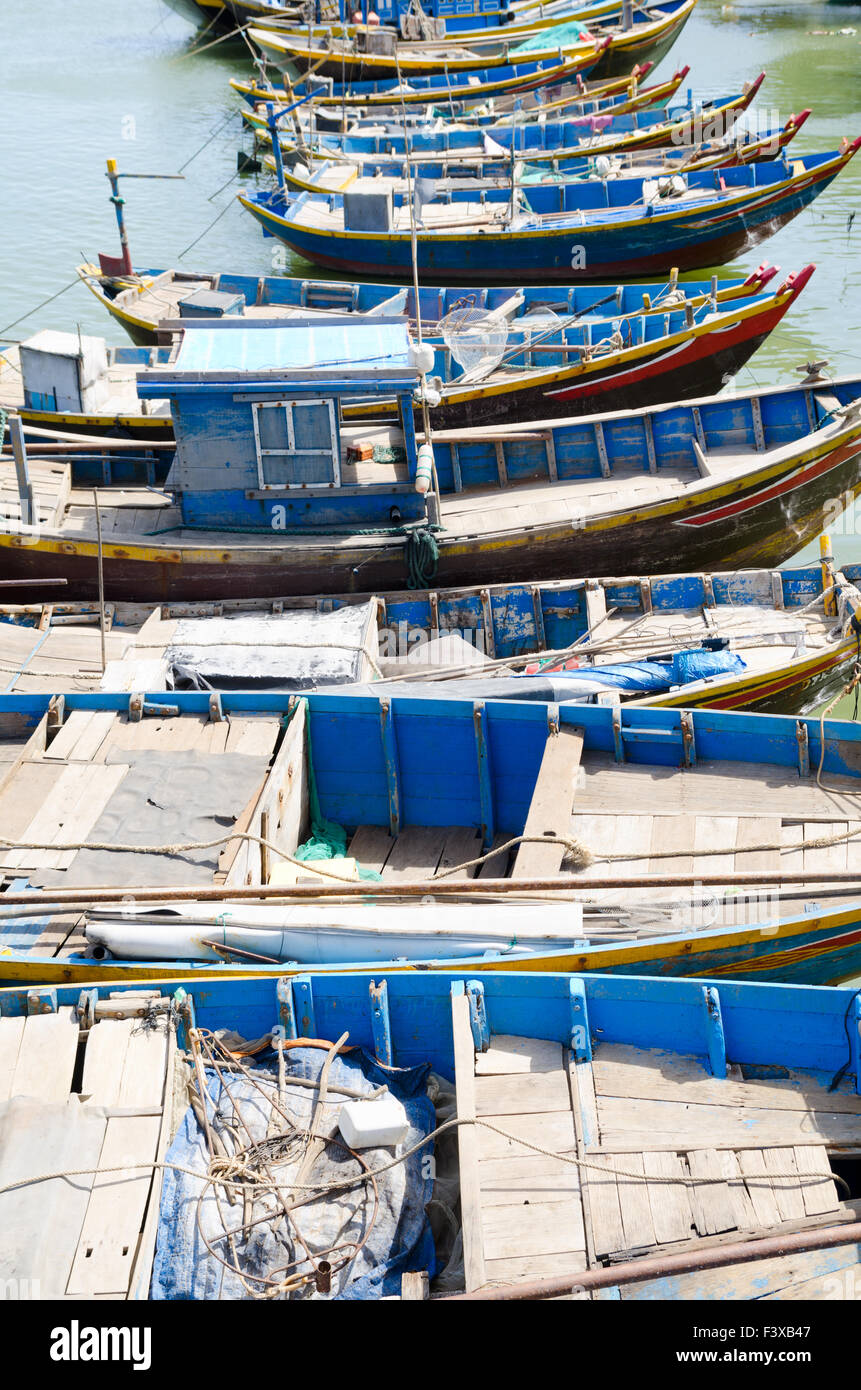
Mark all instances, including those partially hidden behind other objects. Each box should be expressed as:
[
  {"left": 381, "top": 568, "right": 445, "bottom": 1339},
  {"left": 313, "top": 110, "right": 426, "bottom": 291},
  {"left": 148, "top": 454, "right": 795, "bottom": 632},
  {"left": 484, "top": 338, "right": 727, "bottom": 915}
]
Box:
[{"left": 405, "top": 524, "right": 440, "bottom": 589}]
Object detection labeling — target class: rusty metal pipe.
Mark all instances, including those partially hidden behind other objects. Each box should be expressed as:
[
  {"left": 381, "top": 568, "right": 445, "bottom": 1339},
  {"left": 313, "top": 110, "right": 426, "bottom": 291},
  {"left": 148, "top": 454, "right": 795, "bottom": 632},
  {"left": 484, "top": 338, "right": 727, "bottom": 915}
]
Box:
[
  {"left": 442, "top": 1223, "right": 861, "bottom": 1295},
  {"left": 441, "top": 1220, "right": 861, "bottom": 1301},
  {"left": 1, "top": 870, "right": 861, "bottom": 909}
]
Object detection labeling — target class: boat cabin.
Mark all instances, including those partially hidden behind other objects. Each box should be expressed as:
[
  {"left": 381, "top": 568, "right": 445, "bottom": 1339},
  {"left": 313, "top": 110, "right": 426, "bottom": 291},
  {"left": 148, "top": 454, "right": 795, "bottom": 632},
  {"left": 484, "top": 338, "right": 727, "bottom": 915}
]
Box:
[{"left": 136, "top": 319, "right": 428, "bottom": 531}]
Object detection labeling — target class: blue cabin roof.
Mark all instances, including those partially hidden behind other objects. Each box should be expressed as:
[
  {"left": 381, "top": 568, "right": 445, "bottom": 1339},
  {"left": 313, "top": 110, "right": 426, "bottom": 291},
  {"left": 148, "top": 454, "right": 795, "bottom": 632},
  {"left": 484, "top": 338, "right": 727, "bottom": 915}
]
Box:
[{"left": 139, "top": 318, "right": 420, "bottom": 394}]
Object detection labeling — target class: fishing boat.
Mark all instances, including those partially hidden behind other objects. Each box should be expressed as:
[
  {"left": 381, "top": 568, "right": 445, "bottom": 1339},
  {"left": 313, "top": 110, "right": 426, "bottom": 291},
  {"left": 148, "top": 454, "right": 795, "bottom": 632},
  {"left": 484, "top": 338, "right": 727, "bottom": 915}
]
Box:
[
  {"left": 6, "top": 688, "right": 861, "bottom": 986},
  {"left": 243, "top": 142, "right": 860, "bottom": 281},
  {"left": 247, "top": 0, "right": 697, "bottom": 82},
  {"left": 228, "top": 56, "right": 685, "bottom": 118},
  {"left": 248, "top": 16, "right": 600, "bottom": 82},
  {"left": 3, "top": 968, "right": 861, "bottom": 1300},
  {"left": 51, "top": 265, "right": 813, "bottom": 432},
  {"left": 2, "top": 549, "right": 854, "bottom": 713},
  {"left": 249, "top": 74, "right": 766, "bottom": 167},
  {"left": 241, "top": 46, "right": 605, "bottom": 108},
  {"left": 236, "top": 0, "right": 650, "bottom": 41},
  {"left": 0, "top": 334, "right": 175, "bottom": 442},
  {"left": 267, "top": 113, "right": 807, "bottom": 199},
  {"left": 3, "top": 324, "right": 861, "bottom": 599},
  {"left": 75, "top": 248, "right": 781, "bottom": 347}
]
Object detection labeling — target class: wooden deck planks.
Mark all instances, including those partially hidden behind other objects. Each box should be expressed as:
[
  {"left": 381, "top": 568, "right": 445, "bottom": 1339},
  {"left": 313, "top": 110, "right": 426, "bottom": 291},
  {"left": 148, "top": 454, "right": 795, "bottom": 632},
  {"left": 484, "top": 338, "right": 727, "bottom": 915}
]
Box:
[
  {"left": 66, "top": 1014, "right": 171, "bottom": 1297},
  {"left": 8, "top": 1008, "right": 79, "bottom": 1104},
  {"left": 591, "top": 1043, "right": 861, "bottom": 1115},
  {"left": 348, "top": 824, "right": 396, "bottom": 874},
  {"left": 381, "top": 825, "right": 448, "bottom": 880},
  {"left": 642, "top": 1151, "right": 695, "bottom": 1244}
]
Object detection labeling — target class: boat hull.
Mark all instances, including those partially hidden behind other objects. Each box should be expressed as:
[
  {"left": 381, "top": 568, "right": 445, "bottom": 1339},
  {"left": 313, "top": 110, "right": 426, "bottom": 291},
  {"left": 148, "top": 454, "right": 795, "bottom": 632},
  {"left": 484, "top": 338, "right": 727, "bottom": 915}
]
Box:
[
  {"left": 5, "top": 900, "right": 861, "bottom": 987},
  {"left": 3, "top": 424, "right": 861, "bottom": 601},
  {"left": 390, "top": 296, "right": 796, "bottom": 431},
  {"left": 243, "top": 150, "right": 854, "bottom": 283}
]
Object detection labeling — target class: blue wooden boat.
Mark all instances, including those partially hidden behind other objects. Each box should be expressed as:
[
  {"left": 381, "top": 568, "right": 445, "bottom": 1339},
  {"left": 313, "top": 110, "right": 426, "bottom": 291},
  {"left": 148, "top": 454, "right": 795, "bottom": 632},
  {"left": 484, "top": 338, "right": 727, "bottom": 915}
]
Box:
[
  {"left": 5, "top": 690, "right": 861, "bottom": 986},
  {"left": 76, "top": 256, "right": 778, "bottom": 347},
  {"left": 232, "top": 0, "right": 631, "bottom": 40},
  {"left": 228, "top": 56, "right": 685, "bottom": 118},
  {"left": 2, "top": 552, "right": 855, "bottom": 714},
  {"left": 241, "top": 142, "right": 861, "bottom": 281},
  {"left": 3, "top": 325, "right": 861, "bottom": 598},
  {"left": 269, "top": 115, "right": 807, "bottom": 204},
  {"left": 254, "top": 76, "right": 763, "bottom": 165},
  {"left": 57, "top": 264, "right": 814, "bottom": 432},
  {"left": 248, "top": 0, "right": 697, "bottom": 83},
  {"left": 244, "top": 46, "right": 603, "bottom": 108},
  {"left": 2, "top": 968, "right": 861, "bottom": 1298}
]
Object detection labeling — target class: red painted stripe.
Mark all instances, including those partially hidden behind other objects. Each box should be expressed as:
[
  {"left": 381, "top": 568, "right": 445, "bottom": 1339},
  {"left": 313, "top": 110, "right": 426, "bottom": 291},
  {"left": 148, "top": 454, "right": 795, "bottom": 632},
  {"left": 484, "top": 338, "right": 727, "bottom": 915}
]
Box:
[{"left": 676, "top": 437, "right": 861, "bottom": 528}]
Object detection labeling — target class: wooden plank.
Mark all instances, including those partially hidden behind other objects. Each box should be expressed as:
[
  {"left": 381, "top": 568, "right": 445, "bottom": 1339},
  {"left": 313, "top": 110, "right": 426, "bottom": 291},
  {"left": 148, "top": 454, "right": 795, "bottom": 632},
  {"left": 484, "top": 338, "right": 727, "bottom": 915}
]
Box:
[
  {"left": 649, "top": 816, "right": 695, "bottom": 876},
  {"left": 474, "top": 1035, "right": 563, "bottom": 1077},
  {"left": 435, "top": 825, "right": 482, "bottom": 880},
  {"left": 42, "top": 711, "right": 95, "bottom": 761},
  {"left": 65, "top": 1115, "right": 162, "bottom": 1295},
  {"left": 0, "top": 1016, "right": 26, "bottom": 1103},
  {"left": 643, "top": 1150, "right": 695, "bottom": 1245},
  {"left": 225, "top": 718, "right": 279, "bottom": 757},
  {"left": 804, "top": 820, "right": 849, "bottom": 876},
  {"left": 615, "top": 1152, "right": 656, "bottom": 1252},
  {"left": 593, "top": 1095, "right": 861, "bottom": 1149},
  {"left": 780, "top": 820, "right": 806, "bottom": 874},
  {"left": 586, "top": 1154, "right": 626, "bottom": 1257},
  {"left": 734, "top": 816, "right": 781, "bottom": 874},
  {"left": 481, "top": 1198, "right": 585, "bottom": 1263},
  {"left": 511, "top": 725, "right": 584, "bottom": 879},
  {"left": 572, "top": 1056, "right": 599, "bottom": 1151},
  {"left": 348, "top": 824, "right": 395, "bottom": 874},
  {"left": 478, "top": 1153, "right": 580, "bottom": 1208},
  {"left": 452, "top": 993, "right": 485, "bottom": 1292},
  {"left": 11, "top": 1008, "right": 79, "bottom": 1103},
  {"left": 80, "top": 1017, "right": 135, "bottom": 1108},
  {"left": 794, "top": 1144, "right": 841, "bottom": 1215},
  {"left": 476, "top": 829, "right": 514, "bottom": 880},
  {"left": 66, "top": 1015, "right": 170, "bottom": 1296},
  {"left": 381, "top": 825, "right": 448, "bottom": 880},
  {"left": 475, "top": 1069, "right": 571, "bottom": 1117},
  {"left": 591, "top": 1042, "right": 861, "bottom": 1115},
  {"left": 736, "top": 1149, "right": 783, "bottom": 1229},
  {"left": 687, "top": 1149, "right": 739, "bottom": 1236},
  {"left": 763, "top": 1146, "right": 806, "bottom": 1223},
  {"left": 484, "top": 1250, "right": 587, "bottom": 1287},
  {"left": 476, "top": 1110, "right": 577, "bottom": 1163},
  {"left": 573, "top": 759, "right": 861, "bottom": 822},
  {"left": 66, "top": 710, "right": 116, "bottom": 763}
]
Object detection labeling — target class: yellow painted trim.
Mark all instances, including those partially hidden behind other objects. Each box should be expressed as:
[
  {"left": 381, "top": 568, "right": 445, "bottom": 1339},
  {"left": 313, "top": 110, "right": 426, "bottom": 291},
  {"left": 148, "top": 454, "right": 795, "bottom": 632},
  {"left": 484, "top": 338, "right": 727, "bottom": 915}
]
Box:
[{"left": 1, "top": 893, "right": 857, "bottom": 985}]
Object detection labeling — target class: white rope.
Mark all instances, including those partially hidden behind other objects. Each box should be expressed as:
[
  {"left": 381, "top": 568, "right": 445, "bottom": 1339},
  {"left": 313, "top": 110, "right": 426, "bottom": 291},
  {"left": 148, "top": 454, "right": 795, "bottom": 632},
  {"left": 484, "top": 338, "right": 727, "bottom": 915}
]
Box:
[{"left": 0, "top": 1115, "right": 842, "bottom": 1199}]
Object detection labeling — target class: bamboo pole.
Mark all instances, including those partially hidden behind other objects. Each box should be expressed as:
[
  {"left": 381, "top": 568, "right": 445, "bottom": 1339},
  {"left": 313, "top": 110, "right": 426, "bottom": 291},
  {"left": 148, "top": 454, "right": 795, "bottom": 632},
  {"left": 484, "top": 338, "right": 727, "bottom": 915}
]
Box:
[{"left": 2, "top": 869, "right": 861, "bottom": 910}]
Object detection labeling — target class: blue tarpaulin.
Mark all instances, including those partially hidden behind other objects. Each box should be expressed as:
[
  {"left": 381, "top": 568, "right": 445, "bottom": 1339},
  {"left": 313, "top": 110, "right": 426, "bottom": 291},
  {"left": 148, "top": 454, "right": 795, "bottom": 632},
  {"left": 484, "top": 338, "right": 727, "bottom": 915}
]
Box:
[{"left": 151, "top": 1044, "right": 436, "bottom": 1300}]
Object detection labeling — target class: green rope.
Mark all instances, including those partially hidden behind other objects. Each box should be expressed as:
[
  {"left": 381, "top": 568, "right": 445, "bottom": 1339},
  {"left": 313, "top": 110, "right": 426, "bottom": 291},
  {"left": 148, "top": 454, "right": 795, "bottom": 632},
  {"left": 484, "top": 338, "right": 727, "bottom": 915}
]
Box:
[
  {"left": 406, "top": 524, "right": 440, "bottom": 590},
  {"left": 292, "top": 700, "right": 381, "bottom": 881}
]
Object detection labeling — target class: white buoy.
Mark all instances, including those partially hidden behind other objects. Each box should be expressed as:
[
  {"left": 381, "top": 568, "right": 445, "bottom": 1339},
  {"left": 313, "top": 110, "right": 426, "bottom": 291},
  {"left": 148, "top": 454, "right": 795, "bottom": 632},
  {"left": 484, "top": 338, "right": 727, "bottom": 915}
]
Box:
[{"left": 414, "top": 441, "right": 434, "bottom": 495}]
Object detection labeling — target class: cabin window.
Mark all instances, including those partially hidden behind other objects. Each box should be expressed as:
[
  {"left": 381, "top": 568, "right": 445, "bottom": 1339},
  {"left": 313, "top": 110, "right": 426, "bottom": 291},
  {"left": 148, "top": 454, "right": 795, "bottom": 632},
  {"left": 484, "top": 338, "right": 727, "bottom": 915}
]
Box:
[{"left": 251, "top": 398, "right": 341, "bottom": 489}]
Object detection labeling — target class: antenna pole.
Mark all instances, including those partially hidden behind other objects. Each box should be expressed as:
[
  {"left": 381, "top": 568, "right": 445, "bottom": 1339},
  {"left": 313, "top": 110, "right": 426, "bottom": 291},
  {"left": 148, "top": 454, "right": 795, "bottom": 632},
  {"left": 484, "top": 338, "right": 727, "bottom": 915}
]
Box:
[
  {"left": 106, "top": 158, "right": 133, "bottom": 276},
  {"left": 395, "top": 55, "right": 442, "bottom": 525}
]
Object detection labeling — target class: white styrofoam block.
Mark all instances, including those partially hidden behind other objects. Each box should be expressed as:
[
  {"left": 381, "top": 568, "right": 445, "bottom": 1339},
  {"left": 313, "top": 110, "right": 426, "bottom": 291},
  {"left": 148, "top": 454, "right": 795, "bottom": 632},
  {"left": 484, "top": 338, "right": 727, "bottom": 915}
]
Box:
[{"left": 338, "top": 1095, "right": 409, "bottom": 1150}]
